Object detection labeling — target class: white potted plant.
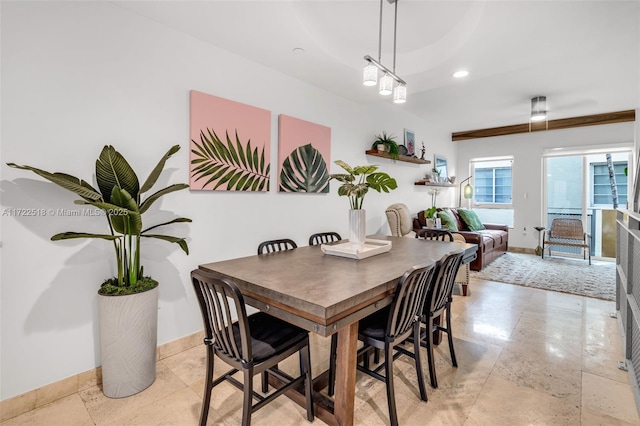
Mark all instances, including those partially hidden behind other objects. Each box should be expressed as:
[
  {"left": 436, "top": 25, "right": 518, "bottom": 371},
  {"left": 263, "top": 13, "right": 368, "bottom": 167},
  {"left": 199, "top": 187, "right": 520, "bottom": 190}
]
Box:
[
  {"left": 8, "top": 145, "right": 191, "bottom": 398},
  {"left": 329, "top": 160, "right": 397, "bottom": 246}
]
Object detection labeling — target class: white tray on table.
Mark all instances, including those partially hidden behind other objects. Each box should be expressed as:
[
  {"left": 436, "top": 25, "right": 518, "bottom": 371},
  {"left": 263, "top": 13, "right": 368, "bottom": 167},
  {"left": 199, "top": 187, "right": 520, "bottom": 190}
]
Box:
[{"left": 320, "top": 239, "right": 392, "bottom": 260}]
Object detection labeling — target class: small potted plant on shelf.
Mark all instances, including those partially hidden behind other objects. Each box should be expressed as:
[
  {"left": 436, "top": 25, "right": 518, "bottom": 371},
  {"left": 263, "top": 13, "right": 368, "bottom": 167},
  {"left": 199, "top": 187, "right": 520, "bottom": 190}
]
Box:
[
  {"left": 371, "top": 131, "right": 400, "bottom": 160},
  {"left": 8, "top": 144, "right": 191, "bottom": 398},
  {"left": 432, "top": 167, "right": 442, "bottom": 183},
  {"left": 330, "top": 160, "right": 397, "bottom": 246}
]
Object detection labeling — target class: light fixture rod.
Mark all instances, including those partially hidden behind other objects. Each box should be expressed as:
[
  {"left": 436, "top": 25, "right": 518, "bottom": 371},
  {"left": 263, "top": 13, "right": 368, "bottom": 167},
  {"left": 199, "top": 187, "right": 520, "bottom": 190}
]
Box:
[
  {"left": 392, "top": 0, "right": 398, "bottom": 73},
  {"left": 377, "top": 0, "right": 383, "bottom": 62},
  {"left": 364, "top": 55, "right": 407, "bottom": 85}
]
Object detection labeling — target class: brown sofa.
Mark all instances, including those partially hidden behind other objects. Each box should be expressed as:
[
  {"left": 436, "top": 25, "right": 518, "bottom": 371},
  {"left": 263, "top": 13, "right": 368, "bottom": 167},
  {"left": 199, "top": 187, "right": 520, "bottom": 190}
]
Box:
[{"left": 413, "top": 208, "right": 508, "bottom": 271}]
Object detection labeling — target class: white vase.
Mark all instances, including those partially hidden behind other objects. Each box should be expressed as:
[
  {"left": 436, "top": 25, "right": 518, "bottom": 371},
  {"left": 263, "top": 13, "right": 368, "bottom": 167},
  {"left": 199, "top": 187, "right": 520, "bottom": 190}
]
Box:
[
  {"left": 99, "top": 286, "right": 158, "bottom": 398},
  {"left": 349, "top": 209, "right": 366, "bottom": 247}
]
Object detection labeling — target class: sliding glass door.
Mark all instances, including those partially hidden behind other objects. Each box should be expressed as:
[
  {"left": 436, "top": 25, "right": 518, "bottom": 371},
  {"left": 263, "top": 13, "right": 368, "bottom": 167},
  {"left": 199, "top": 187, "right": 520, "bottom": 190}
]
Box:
[{"left": 544, "top": 150, "right": 631, "bottom": 259}]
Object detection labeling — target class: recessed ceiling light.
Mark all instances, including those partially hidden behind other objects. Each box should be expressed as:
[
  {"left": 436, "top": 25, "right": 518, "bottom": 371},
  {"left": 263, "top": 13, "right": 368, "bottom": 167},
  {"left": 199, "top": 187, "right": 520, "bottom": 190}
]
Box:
[
  {"left": 453, "top": 70, "right": 469, "bottom": 78},
  {"left": 292, "top": 47, "right": 305, "bottom": 54}
]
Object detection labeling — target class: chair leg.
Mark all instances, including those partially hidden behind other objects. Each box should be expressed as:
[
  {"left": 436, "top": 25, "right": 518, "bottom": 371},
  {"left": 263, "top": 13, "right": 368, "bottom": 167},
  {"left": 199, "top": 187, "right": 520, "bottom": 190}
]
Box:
[
  {"left": 242, "top": 367, "right": 253, "bottom": 426},
  {"left": 384, "top": 343, "right": 399, "bottom": 426},
  {"left": 446, "top": 304, "right": 457, "bottom": 368},
  {"left": 300, "top": 344, "right": 315, "bottom": 422},
  {"left": 461, "top": 283, "right": 468, "bottom": 296},
  {"left": 199, "top": 348, "right": 215, "bottom": 426},
  {"left": 426, "top": 317, "right": 438, "bottom": 388},
  {"left": 363, "top": 346, "right": 371, "bottom": 370},
  {"left": 261, "top": 371, "right": 269, "bottom": 393},
  {"left": 328, "top": 334, "right": 337, "bottom": 396},
  {"left": 412, "top": 322, "right": 428, "bottom": 402}
]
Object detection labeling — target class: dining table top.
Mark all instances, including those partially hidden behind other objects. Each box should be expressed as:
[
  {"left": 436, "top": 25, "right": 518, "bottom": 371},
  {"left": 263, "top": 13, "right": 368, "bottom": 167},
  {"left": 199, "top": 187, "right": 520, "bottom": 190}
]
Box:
[{"left": 198, "top": 234, "right": 477, "bottom": 337}]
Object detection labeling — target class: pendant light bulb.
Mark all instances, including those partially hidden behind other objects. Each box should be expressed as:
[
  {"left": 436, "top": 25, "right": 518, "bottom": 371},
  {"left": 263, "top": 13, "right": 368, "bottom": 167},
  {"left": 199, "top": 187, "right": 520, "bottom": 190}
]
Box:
[
  {"left": 379, "top": 73, "right": 393, "bottom": 96},
  {"left": 393, "top": 83, "right": 406, "bottom": 103},
  {"left": 363, "top": 63, "right": 378, "bottom": 86}
]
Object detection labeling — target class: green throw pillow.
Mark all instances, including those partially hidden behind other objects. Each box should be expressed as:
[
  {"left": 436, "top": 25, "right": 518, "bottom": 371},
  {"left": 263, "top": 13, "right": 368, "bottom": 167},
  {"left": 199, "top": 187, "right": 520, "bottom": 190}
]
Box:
[
  {"left": 437, "top": 210, "right": 458, "bottom": 232},
  {"left": 457, "top": 208, "right": 486, "bottom": 231}
]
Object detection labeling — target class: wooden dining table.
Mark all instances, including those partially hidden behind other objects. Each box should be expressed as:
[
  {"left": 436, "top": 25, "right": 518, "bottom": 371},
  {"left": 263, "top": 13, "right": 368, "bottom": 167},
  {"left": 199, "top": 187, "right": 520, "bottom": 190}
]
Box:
[{"left": 199, "top": 235, "right": 477, "bottom": 426}]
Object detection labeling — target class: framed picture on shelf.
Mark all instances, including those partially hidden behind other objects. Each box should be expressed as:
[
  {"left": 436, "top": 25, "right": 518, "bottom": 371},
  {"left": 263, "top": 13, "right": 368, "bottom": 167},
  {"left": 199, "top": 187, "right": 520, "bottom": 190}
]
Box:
[
  {"left": 434, "top": 154, "right": 448, "bottom": 179},
  {"left": 404, "top": 129, "right": 415, "bottom": 156}
]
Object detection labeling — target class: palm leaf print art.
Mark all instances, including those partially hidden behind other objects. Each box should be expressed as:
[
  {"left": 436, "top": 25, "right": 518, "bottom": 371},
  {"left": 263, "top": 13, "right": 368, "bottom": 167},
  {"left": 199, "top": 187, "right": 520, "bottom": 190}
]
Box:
[
  {"left": 191, "top": 128, "right": 270, "bottom": 191},
  {"left": 279, "top": 143, "right": 329, "bottom": 193}
]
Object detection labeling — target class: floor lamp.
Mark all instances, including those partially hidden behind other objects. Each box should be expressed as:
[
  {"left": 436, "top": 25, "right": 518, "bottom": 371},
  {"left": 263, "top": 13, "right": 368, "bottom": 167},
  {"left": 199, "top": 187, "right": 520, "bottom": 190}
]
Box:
[{"left": 459, "top": 176, "right": 473, "bottom": 208}]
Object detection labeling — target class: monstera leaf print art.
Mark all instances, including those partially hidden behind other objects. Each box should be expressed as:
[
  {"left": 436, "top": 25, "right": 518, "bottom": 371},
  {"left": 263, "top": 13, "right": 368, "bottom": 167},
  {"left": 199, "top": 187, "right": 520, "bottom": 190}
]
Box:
[
  {"left": 279, "top": 143, "right": 329, "bottom": 193},
  {"left": 191, "top": 128, "right": 270, "bottom": 191}
]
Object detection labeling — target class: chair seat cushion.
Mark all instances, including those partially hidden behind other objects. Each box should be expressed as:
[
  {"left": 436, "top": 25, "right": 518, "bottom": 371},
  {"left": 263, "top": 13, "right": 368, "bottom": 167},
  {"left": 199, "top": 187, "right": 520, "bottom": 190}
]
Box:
[
  {"left": 358, "top": 307, "right": 391, "bottom": 340},
  {"left": 231, "top": 312, "right": 308, "bottom": 362}
]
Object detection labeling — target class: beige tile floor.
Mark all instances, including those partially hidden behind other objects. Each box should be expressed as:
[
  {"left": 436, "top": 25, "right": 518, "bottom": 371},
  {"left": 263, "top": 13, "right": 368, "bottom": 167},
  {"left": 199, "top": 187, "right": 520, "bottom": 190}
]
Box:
[{"left": 3, "top": 278, "right": 639, "bottom": 425}]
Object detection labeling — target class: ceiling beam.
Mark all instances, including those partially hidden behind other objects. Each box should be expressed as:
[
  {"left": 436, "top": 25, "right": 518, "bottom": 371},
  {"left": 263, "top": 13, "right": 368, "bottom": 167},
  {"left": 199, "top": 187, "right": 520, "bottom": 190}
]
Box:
[{"left": 451, "top": 109, "right": 636, "bottom": 141}]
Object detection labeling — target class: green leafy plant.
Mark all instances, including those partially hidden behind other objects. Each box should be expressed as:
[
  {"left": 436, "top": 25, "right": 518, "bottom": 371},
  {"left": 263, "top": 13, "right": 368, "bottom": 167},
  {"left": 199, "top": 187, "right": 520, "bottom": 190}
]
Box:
[
  {"left": 329, "top": 160, "right": 397, "bottom": 209},
  {"left": 425, "top": 207, "right": 437, "bottom": 219},
  {"left": 191, "top": 128, "right": 270, "bottom": 191},
  {"left": 8, "top": 145, "right": 191, "bottom": 295},
  {"left": 371, "top": 131, "right": 400, "bottom": 160},
  {"left": 279, "top": 143, "right": 329, "bottom": 193}
]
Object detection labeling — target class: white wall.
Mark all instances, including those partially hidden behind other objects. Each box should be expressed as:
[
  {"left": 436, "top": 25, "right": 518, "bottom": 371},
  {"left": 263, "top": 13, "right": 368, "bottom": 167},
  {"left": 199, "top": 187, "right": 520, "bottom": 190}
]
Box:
[
  {"left": 0, "top": 2, "right": 455, "bottom": 399},
  {"left": 454, "top": 123, "right": 636, "bottom": 250}
]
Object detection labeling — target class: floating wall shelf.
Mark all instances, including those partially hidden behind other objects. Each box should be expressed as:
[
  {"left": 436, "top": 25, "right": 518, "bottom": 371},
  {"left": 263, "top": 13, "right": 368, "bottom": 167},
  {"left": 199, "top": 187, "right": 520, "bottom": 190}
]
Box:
[
  {"left": 414, "top": 181, "right": 455, "bottom": 187},
  {"left": 365, "top": 149, "right": 430, "bottom": 165}
]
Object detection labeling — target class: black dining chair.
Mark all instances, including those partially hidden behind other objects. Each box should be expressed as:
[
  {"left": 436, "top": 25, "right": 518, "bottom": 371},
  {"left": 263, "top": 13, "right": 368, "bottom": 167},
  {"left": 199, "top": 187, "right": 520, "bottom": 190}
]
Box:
[
  {"left": 308, "top": 232, "right": 342, "bottom": 246},
  {"left": 415, "top": 228, "right": 454, "bottom": 241},
  {"left": 191, "top": 269, "right": 314, "bottom": 426},
  {"left": 328, "top": 263, "right": 437, "bottom": 426},
  {"left": 420, "top": 248, "right": 465, "bottom": 388},
  {"left": 257, "top": 238, "right": 297, "bottom": 254}
]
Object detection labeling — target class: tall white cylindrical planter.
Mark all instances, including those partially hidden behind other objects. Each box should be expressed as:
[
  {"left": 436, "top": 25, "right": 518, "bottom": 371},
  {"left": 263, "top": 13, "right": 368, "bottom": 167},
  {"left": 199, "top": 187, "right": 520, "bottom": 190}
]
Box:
[
  {"left": 99, "top": 286, "right": 158, "bottom": 398},
  {"left": 349, "top": 209, "right": 366, "bottom": 247}
]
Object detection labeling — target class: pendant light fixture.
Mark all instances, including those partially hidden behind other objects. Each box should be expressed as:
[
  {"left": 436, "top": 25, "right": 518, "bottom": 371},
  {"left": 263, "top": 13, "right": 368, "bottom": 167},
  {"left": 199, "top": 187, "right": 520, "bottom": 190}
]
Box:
[
  {"left": 530, "top": 96, "right": 548, "bottom": 122},
  {"left": 362, "top": 0, "right": 407, "bottom": 103}
]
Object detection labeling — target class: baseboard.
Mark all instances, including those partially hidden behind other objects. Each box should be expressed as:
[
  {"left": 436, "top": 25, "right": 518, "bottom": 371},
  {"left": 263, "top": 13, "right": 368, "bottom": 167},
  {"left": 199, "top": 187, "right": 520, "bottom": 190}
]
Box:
[
  {"left": 0, "top": 330, "right": 204, "bottom": 422},
  {"left": 508, "top": 246, "right": 536, "bottom": 255}
]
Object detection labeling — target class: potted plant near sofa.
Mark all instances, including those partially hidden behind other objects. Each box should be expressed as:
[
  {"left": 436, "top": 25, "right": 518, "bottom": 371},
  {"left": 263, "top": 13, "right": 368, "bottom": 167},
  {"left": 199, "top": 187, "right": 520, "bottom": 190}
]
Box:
[
  {"left": 329, "top": 160, "right": 397, "bottom": 246},
  {"left": 8, "top": 145, "right": 191, "bottom": 398}
]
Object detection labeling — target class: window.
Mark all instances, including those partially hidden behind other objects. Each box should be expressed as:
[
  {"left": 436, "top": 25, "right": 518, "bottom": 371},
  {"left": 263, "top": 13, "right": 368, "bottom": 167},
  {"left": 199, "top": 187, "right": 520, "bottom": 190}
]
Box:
[
  {"left": 471, "top": 159, "right": 513, "bottom": 205},
  {"left": 591, "top": 161, "right": 628, "bottom": 206}
]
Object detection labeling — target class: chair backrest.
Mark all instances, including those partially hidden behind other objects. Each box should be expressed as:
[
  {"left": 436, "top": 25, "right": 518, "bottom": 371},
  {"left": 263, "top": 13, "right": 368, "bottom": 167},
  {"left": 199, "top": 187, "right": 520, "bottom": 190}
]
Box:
[
  {"left": 309, "top": 232, "right": 342, "bottom": 246},
  {"left": 415, "top": 228, "right": 454, "bottom": 241},
  {"left": 386, "top": 263, "right": 437, "bottom": 339},
  {"left": 257, "top": 238, "right": 298, "bottom": 254},
  {"left": 385, "top": 203, "right": 414, "bottom": 237},
  {"left": 424, "top": 249, "right": 465, "bottom": 317},
  {"left": 191, "top": 269, "right": 251, "bottom": 363},
  {"left": 550, "top": 218, "right": 585, "bottom": 240}
]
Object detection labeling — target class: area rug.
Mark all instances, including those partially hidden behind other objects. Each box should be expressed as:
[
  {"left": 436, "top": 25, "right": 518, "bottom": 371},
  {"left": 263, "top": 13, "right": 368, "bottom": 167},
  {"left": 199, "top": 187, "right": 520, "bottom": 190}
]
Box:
[{"left": 470, "top": 252, "right": 616, "bottom": 301}]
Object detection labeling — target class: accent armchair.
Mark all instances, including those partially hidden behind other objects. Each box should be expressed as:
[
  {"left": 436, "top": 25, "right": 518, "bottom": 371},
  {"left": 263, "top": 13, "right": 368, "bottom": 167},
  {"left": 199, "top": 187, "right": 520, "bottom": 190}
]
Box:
[{"left": 385, "top": 203, "right": 416, "bottom": 238}]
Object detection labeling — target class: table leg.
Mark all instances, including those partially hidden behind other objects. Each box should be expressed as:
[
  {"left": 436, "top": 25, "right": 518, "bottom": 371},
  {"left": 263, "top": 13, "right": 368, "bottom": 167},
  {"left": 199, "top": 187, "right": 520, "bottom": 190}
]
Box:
[{"left": 334, "top": 322, "right": 358, "bottom": 426}]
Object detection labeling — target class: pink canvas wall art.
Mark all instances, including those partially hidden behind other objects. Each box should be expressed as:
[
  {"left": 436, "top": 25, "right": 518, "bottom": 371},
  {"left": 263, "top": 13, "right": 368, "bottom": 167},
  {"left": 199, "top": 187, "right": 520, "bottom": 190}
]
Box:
[
  {"left": 278, "top": 114, "right": 331, "bottom": 193},
  {"left": 190, "top": 90, "right": 271, "bottom": 191}
]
